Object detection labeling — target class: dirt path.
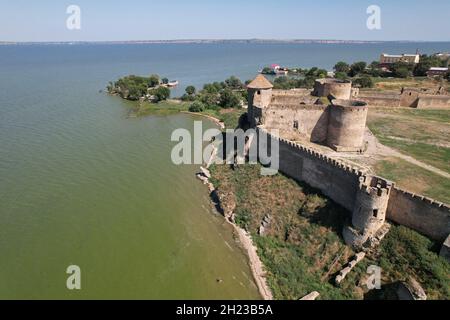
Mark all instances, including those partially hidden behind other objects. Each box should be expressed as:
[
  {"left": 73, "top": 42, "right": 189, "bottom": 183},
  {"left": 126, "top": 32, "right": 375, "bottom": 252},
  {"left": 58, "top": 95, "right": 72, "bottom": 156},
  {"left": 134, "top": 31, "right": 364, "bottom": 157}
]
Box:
[
  {"left": 385, "top": 136, "right": 450, "bottom": 148},
  {"left": 365, "top": 130, "right": 450, "bottom": 179}
]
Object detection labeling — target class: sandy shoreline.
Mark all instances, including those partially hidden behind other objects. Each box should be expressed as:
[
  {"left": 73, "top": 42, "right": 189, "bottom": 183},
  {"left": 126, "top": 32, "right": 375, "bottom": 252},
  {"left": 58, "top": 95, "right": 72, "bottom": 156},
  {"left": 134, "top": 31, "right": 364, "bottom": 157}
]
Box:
[
  {"left": 192, "top": 111, "right": 273, "bottom": 300},
  {"left": 225, "top": 217, "right": 274, "bottom": 300},
  {"left": 181, "top": 111, "right": 226, "bottom": 130},
  {"left": 196, "top": 172, "right": 273, "bottom": 300}
]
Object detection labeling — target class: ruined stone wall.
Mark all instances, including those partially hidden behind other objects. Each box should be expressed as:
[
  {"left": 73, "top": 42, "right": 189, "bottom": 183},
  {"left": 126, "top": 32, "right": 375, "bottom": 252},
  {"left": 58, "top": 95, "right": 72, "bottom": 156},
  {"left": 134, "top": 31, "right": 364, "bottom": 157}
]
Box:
[
  {"left": 387, "top": 187, "right": 450, "bottom": 241},
  {"left": 272, "top": 89, "right": 312, "bottom": 97},
  {"left": 356, "top": 91, "right": 450, "bottom": 109},
  {"left": 357, "top": 94, "right": 402, "bottom": 108},
  {"left": 313, "top": 79, "right": 352, "bottom": 100},
  {"left": 416, "top": 95, "right": 450, "bottom": 109},
  {"left": 263, "top": 104, "right": 329, "bottom": 142}
]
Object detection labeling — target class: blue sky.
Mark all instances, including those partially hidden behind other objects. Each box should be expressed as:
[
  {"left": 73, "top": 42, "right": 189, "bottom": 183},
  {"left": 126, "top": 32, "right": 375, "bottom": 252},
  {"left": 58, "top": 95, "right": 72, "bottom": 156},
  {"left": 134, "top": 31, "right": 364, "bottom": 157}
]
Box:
[{"left": 1, "top": 0, "right": 450, "bottom": 42}]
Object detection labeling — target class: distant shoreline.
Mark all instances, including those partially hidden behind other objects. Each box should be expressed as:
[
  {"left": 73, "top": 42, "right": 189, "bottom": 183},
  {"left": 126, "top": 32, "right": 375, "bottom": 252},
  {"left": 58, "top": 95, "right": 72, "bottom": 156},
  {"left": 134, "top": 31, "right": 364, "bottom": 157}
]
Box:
[{"left": 2, "top": 39, "right": 450, "bottom": 46}]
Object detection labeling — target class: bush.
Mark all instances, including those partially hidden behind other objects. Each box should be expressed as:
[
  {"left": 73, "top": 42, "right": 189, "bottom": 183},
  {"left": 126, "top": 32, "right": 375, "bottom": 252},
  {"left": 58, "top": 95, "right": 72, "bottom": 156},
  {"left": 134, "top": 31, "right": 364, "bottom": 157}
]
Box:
[
  {"left": 181, "top": 94, "right": 196, "bottom": 102},
  {"left": 219, "top": 89, "right": 242, "bottom": 109},
  {"left": 198, "top": 92, "right": 219, "bottom": 108},
  {"left": 334, "top": 61, "right": 350, "bottom": 73},
  {"left": 349, "top": 61, "right": 367, "bottom": 77},
  {"left": 185, "top": 85, "right": 196, "bottom": 96},
  {"left": 334, "top": 72, "right": 348, "bottom": 80},
  {"left": 391, "top": 62, "right": 414, "bottom": 78},
  {"left": 306, "top": 67, "right": 327, "bottom": 78},
  {"left": 149, "top": 86, "right": 170, "bottom": 102},
  {"left": 394, "top": 67, "right": 411, "bottom": 78},
  {"left": 148, "top": 74, "right": 160, "bottom": 87},
  {"left": 414, "top": 55, "right": 445, "bottom": 77},
  {"left": 188, "top": 101, "right": 205, "bottom": 112},
  {"left": 353, "top": 76, "right": 374, "bottom": 88},
  {"left": 224, "top": 76, "right": 244, "bottom": 89}
]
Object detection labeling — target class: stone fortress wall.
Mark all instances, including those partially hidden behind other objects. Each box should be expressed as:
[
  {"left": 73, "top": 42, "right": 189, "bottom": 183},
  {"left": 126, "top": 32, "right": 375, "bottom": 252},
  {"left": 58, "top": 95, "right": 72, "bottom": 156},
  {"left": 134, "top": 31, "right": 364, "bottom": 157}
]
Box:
[
  {"left": 246, "top": 75, "right": 450, "bottom": 248},
  {"left": 256, "top": 127, "right": 450, "bottom": 243},
  {"left": 249, "top": 77, "right": 369, "bottom": 153},
  {"left": 357, "top": 86, "right": 450, "bottom": 109},
  {"left": 326, "top": 99, "right": 368, "bottom": 152}
]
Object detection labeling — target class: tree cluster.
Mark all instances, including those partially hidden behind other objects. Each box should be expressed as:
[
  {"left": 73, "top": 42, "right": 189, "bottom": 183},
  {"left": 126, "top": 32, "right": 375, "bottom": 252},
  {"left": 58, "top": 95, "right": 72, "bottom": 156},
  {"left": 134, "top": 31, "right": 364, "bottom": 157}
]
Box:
[
  {"left": 187, "top": 76, "right": 246, "bottom": 112},
  {"left": 107, "top": 74, "right": 170, "bottom": 101}
]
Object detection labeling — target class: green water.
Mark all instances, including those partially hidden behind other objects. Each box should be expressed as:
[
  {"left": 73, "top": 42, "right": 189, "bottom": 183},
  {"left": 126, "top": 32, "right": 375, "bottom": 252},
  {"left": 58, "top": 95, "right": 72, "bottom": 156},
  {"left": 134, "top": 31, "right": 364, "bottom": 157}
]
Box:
[
  {"left": 0, "top": 46, "right": 260, "bottom": 299},
  {"left": 0, "top": 106, "right": 259, "bottom": 299}
]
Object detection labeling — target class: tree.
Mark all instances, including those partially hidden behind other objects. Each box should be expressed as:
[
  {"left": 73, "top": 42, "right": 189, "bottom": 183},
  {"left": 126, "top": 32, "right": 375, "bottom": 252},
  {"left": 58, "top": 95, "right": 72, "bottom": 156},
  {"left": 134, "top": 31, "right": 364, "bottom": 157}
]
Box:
[
  {"left": 391, "top": 62, "right": 413, "bottom": 78},
  {"left": 334, "top": 61, "right": 350, "bottom": 73},
  {"left": 188, "top": 101, "right": 205, "bottom": 112},
  {"left": 198, "top": 92, "right": 219, "bottom": 107},
  {"left": 369, "top": 61, "right": 380, "bottom": 69},
  {"left": 334, "top": 72, "right": 348, "bottom": 80},
  {"left": 219, "top": 89, "right": 241, "bottom": 109},
  {"left": 261, "top": 67, "right": 271, "bottom": 74},
  {"left": 224, "top": 76, "right": 243, "bottom": 89},
  {"left": 148, "top": 74, "right": 160, "bottom": 87},
  {"left": 316, "top": 69, "right": 328, "bottom": 78},
  {"left": 203, "top": 83, "right": 220, "bottom": 94},
  {"left": 353, "top": 76, "right": 374, "bottom": 88},
  {"left": 185, "top": 85, "right": 196, "bottom": 96},
  {"left": 302, "top": 76, "right": 316, "bottom": 88},
  {"left": 349, "top": 61, "right": 367, "bottom": 77},
  {"left": 149, "top": 86, "right": 170, "bottom": 102},
  {"left": 394, "top": 67, "right": 411, "bottom": 78},
  {"left": 414, "top": 55, "right": 443, "bottom": 77}
]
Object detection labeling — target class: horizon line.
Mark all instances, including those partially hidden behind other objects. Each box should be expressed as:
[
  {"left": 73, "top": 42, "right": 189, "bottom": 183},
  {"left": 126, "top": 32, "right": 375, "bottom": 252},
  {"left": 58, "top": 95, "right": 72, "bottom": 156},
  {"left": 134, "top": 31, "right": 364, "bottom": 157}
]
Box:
[{"left": 2, "top": 38, "right": 450, "bottom": 45}]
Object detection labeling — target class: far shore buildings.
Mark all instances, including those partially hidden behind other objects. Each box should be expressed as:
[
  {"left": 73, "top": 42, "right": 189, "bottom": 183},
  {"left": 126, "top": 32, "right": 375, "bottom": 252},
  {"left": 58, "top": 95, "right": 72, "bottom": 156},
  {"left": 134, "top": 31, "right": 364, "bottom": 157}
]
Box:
[
  {"left": 380, "top": 53, "right": 420, "bottom": 66},
  {"left": 427, "top": 67, "right": 449, "bottom": 77}
]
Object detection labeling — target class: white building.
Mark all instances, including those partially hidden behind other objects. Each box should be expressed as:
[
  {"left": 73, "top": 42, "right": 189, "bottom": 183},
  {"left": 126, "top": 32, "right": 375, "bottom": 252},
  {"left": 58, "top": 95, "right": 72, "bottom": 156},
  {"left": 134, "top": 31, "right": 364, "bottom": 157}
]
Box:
[{"left": 380, "top": 53, "right": 420, "bottom": 65}]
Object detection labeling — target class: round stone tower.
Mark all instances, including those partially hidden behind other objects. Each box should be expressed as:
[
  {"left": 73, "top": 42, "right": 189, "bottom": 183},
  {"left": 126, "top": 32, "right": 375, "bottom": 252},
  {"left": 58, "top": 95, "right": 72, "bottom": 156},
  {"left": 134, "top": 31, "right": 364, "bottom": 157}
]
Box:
[
  {"left": 313, "top": 78, "right": 352, "bottom": 100},
  {"left": 326, "top": 99, "right": 368, "bottom": 152},
  {"left": 343, "top": 176, "right": 393, "bottom": 249},
  {"left": 247, "top": 75, "right": 273, "bottom": 127}
]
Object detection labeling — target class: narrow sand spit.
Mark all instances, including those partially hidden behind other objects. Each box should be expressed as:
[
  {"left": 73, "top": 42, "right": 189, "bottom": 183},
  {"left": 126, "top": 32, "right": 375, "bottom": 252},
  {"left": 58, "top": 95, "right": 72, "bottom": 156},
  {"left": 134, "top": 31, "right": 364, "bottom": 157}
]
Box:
[
  {"left": 196, "top": 170, "right": 273, "bottom": 300},
  {"left": 227, "top": 220, "right": 274, "bottom": 300},
  {"left": 194, "top": 118, "right": 274, "bottom": 300},
  {"left": 182, "top": 111, "right": 225, "bottom": 130}
]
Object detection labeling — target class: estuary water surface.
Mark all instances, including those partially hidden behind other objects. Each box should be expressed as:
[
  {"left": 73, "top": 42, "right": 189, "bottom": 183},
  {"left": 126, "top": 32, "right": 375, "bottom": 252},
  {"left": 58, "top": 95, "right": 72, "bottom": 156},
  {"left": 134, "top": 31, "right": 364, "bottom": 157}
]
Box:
[{"left": 0, "top": 42, "right": 449, "bottom": 299}]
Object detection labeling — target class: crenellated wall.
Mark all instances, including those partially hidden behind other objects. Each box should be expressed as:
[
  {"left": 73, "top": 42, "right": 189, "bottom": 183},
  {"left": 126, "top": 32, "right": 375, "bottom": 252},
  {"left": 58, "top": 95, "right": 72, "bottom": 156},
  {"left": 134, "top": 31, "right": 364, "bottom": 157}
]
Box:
[
  {"left": 258, "top": 127, "right": 364, "bottom": 212},
  {"left": 256, "top": 127, "right": 450, "bottom": 242},
  {"left": 387, "top": 188, "right": 450, "bottom": 241}
]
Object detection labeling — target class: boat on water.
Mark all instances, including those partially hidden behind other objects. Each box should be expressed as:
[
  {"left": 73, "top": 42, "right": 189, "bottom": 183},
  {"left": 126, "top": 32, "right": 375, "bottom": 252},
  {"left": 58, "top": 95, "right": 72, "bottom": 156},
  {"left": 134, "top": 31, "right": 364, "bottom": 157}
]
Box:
[
  {"left": 260, "top": 64, "right": 289, "bottom": 76},
  {"left": 166, "top": 80, "right": 179, "bottom": 87}
]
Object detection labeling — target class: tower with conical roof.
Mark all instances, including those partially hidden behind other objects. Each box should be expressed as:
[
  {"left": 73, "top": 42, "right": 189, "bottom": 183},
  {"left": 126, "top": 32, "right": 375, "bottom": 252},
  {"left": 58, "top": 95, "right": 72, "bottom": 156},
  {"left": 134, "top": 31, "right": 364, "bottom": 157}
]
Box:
[{"left": 247, "top": 75, "right": 273, "bottom": 127}]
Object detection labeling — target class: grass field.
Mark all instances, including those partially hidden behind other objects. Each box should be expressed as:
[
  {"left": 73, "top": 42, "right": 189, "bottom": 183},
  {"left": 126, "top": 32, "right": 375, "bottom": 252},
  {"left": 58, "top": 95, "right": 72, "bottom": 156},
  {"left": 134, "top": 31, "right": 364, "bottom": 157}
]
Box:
[
  {"left": 130, "top": 99, "right": 244, "bottom": 129},
  {"left": 129, "top": 100, "right": 189, "bottom": 116},
  {"left": 374, "top": 157, "right": 450, "bottom": 204},
  {"left": 209, "top": 164, "right": 450, "bottom": 300},
  {"left": 371, "top": 77, "right": 448, "bottom": 91},
  {"left": 210, "top": 163, "right": 360, "bottom": 300},
  {"left": 367, "top": 107, "right": 450, "bottom": 174}
]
